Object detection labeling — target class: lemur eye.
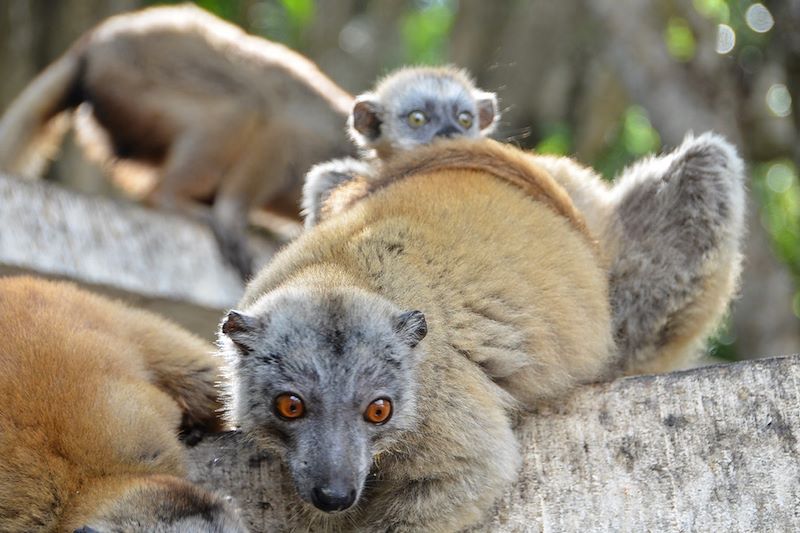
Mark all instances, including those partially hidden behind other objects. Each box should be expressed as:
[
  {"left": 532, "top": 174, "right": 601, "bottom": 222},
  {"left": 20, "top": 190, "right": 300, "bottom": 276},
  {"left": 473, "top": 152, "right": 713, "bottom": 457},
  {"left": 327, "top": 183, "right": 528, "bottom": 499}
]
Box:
[
  {"left": 275, "top": 393, "right": 305, "bottom": 420},
  {"left": 457, "top": 111, "right": 473, "bottom": 128},
  {"left": 407, "top": 111, "right": 428, "bottom": 128},
  {"left": 364, "top": 398, "right": 392, "bottom": 424}
]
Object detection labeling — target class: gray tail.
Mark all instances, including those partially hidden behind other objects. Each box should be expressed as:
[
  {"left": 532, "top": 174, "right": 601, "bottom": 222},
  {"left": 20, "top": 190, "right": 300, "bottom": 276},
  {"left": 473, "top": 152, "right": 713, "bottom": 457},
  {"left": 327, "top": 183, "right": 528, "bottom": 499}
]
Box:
[{"left": 0, "top": 51, "right": 83, "bottom": 179}]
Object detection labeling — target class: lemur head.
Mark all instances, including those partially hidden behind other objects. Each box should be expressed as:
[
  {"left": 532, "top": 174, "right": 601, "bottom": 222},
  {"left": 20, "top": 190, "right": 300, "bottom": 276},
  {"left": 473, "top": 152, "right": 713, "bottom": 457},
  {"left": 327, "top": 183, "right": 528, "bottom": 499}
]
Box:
[
  {"left": 349, "top": 66, "right": 498, "bottom": 158},
  {"left": 73, "top": 476, "right": 247, "bottom": 533},
  {"left": 219, "top": 286, "right": 427, "bottom": 514}
]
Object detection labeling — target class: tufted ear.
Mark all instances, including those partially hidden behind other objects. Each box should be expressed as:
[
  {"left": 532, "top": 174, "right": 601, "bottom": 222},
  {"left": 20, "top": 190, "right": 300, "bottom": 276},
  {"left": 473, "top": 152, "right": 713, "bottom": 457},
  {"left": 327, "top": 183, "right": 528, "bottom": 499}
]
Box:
[
  {"left": 221, "top": 310, "right": 262, "bottom": 354},
  {"left": 394, "top": 310, "right": 428, "bottom": 348},
  {"left": 351, "top": 95, "right": 383, "bottom": 142},
  {"left": 476, "top": 91, "right": 498, "bottom": 132}
]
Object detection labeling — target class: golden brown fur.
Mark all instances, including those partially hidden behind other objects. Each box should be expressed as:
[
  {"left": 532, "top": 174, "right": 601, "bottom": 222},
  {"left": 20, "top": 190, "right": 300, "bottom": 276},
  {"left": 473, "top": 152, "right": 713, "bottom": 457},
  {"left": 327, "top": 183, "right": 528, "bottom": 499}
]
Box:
[
  {"left": 319, "top": 138, "right": 594, "bottom": 249},
  {"left": 229, "top": 139, "right": 615, "bottom": 530},
  {"left": 0, "top": 4, "right": 356, "bottom": 277},
  {"left": 315, "top": 134, "right": 746, "bottom": 378},
  {"left": 0, "top": 276, "right": 244, "bottom": 532}
]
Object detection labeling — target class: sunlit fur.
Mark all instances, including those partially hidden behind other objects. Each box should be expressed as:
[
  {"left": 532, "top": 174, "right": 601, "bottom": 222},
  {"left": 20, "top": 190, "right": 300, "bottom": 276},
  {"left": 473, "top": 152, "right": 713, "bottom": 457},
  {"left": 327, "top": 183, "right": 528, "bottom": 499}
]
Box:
[
  {"left": 223, "top": 139, "right": 615, "bottom": 531},
  {"left": 0, "top": 276, "right": 246, "bottom": 532}
]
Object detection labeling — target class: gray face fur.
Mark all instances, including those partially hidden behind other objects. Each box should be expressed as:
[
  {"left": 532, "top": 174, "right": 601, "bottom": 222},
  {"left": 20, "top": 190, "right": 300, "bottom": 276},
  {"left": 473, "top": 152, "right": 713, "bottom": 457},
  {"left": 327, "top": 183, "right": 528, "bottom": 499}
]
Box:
[
  {"left": 220, "top": 286, "right": 427, "bottom": 514},
  {"left": 350, "top": 67, "right": 498, "bottom": 154}
]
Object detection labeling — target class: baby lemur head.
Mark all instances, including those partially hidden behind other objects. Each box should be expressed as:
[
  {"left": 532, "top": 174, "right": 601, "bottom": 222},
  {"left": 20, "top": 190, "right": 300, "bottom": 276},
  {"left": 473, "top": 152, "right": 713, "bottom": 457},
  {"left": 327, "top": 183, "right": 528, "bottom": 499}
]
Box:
[
  {"left": 72, "top": 475, "right": 247, "bottom": 533},
  {"left": 220, "top": 285, "right": 427, "bottom": 514},
  {"left": 349, "top": 66, "right": 498, "bottom": 158}
]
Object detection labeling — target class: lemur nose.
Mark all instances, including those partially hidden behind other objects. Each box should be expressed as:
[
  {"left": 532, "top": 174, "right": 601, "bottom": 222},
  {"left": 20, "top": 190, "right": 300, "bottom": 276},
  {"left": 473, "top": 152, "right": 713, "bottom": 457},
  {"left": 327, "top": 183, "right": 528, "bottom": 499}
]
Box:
[
  {"left": 436, "top": 125, "right": 460, "bottom": 138},
  {"left": 311, "top": 486, "right": 357, "bottom": 512}
]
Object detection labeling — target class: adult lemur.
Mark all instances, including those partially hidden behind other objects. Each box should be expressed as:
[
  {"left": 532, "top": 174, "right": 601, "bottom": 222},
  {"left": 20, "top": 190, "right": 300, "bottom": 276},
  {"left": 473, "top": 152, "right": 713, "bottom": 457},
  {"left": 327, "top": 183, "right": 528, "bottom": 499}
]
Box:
[
  {"left": 220, "top": 135, "right": 744, "bottom": 530},
  {"left": 0, "top": 5, "right": 355, "bottom": 279},
  {"left": 0, "top": 277, "right": 246, "bottom": 532}
]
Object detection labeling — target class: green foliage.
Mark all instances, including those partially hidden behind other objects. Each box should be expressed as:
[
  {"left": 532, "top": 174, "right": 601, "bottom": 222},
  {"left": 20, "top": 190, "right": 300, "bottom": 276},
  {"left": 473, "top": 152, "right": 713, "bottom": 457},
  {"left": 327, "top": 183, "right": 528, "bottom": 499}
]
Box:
[
  {"left": 280, "top": 0, "right": 315, "bottom": 44},
  {"left": 400, "top": 0, "right": 455, "bottom": 64},
  {"left": 594, "top": 106, "right": 661, "bottom": 180},
  {"left": 665, "top": 17, "right": 697, "bottom": 62},
  {"left": 534, "top": 123, "right": 572, "bottom": 156},
  {"left": 693, "top": 0, "right": 730, "bottom": 23},
  {"left": 754, "top": 160, "right": 800, "bottom": 277}
]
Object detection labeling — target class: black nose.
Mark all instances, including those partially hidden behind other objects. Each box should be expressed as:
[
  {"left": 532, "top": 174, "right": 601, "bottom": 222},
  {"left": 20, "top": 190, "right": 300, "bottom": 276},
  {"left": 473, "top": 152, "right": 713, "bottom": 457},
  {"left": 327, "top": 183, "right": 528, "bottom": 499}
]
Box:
[
  {"left": 311, "top": 486, "right": 357, "bottom": 512},
  {"left": 435, "top": 125, "right": 460, "bottom": 138}
]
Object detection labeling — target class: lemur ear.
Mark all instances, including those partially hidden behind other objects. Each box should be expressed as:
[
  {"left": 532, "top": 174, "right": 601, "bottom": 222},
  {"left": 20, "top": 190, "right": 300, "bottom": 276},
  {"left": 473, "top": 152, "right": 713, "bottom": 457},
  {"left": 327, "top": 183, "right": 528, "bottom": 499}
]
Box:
[
  {"left": 476, "top": 91, "right": 498, "bottom": 132},
  {"left": 394, "top": 310, "right": 428, "bottom": 348},
  {"left": 351, "top": 96, "right": 383, "bottom": 141},
  {"left": 221, "top": 310, "right": 261, "bottom": 354}
]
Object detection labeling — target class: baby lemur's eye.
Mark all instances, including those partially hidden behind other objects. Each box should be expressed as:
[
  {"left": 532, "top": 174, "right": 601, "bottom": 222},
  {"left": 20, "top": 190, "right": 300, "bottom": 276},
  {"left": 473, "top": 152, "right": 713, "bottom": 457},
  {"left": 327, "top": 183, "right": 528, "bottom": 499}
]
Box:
[
  {"left": 275, "top": 393, "right": 305, "bottom": 420},
  {"left": 407, "top": 111, "right": 428, "bottom": 128},
  {"left": 457, "top": 111, "right": 473, "bottom": 128},
  {"left": 364, "top": 398, "right": 392, "bottom": 424}
]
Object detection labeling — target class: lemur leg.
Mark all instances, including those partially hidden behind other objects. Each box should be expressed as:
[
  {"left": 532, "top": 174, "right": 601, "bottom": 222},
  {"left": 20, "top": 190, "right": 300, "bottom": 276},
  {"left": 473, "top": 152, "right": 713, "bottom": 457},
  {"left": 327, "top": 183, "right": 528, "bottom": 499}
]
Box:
[
  {"left": 147, "top": 107, "right": 263, "bottom": 279},
  {"left": 301, "top": 157, "right": 373, "bottom": 228},
  {"left": 607, "top": 133, "right": 746, "bottom": 375}
]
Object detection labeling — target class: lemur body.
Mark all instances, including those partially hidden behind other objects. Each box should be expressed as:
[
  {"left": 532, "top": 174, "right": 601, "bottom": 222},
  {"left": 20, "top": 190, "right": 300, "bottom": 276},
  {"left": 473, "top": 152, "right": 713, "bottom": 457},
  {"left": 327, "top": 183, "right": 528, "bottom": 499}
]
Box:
[
  {"left": 311, "top": 133, "right": 747, "bottom": 375},
  {"left": 0, "top": 276, "right": 246, "bottom": 532},
  {"left": 221, "top": 139, "right": 615, "bottom": 531},
  {"left": 0, "top": 5, "right": 355, "bottom": 278},
  {"left": 301, "top": 66, "right": 498, "bottom": 228}
]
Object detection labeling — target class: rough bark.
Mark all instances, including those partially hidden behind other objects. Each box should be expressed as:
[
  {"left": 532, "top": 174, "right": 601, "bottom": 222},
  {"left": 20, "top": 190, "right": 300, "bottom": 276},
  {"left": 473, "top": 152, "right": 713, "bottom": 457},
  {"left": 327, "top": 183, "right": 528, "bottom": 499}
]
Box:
[{"left": 188, "top": 355, "right": 800, "bottom": 532}]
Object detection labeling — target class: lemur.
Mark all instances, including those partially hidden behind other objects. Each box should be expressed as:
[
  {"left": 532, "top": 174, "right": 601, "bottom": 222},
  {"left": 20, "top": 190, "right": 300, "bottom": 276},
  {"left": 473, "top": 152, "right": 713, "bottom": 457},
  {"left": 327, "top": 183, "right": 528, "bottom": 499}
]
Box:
[
  {"left": 0, "top": 4, "right": 355, "bottom": 279},
  {"left": 220, "top": 135, "right": 745, "bottom": 531},
  {"left": 301, "top": 66, "right": 498, "bottom": 227},
  {"left": 0, "top": 276, "right": 247, "bottom": 532},
  {"left": 222, "top": 139, "right": 615, "bottom": 531}
]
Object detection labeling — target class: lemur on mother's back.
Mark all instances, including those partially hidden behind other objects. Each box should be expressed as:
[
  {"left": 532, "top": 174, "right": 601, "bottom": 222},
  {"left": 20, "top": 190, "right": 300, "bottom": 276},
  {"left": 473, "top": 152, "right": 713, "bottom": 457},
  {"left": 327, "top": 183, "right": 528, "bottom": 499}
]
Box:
[{"left": 302, "top": 66, "right": 499, "bottom": 227}]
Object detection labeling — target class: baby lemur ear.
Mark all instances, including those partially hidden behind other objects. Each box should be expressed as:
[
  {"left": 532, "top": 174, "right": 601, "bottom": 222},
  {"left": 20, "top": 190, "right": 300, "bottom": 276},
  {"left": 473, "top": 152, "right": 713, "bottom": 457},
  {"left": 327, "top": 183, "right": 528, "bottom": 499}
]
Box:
[
  {"left": 221, "top": 310, "right": 261, "bottom": 354},
  {"left": 476, "top": 91, "right": 498, "bottom": 132},
  {"left": 352, "top": 96, "right": 383, "bottom": 141},
  {"left": 394, "top": 310, "right": 428, "bottom": 348}
]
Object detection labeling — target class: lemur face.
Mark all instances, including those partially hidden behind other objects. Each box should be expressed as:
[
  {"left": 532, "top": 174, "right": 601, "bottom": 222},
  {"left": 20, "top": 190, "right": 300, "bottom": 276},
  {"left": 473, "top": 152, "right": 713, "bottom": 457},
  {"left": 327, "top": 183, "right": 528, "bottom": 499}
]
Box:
[
  {"left": 219, "top": 287, "right": 427, "bottom": 514},
  {"left": 349, "top": 67, "right": 498, "bottom": 156}
]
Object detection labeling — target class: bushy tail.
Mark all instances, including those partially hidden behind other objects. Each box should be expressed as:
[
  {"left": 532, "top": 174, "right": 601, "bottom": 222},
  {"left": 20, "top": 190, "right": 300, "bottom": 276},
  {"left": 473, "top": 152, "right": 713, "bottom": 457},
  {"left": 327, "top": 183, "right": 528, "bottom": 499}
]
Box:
[{"left": 0, "top": 51, "right": 83, "bottom": 179}]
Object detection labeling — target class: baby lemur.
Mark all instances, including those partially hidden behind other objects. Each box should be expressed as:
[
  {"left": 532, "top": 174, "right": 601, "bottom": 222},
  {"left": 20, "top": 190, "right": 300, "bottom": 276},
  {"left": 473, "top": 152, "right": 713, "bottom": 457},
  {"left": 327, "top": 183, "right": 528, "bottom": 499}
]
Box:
[
  {"left": 0, "top": 276, "right": 246, "bottom": 532},
  {"left": 301, "top": 66, "right": 498, "bottom": 227},
  {"left": 0, "top": 5, "right": 355, "bottom": 279},
  {"left": 222, "top": 139, "right": 616, "bottom": 531}
]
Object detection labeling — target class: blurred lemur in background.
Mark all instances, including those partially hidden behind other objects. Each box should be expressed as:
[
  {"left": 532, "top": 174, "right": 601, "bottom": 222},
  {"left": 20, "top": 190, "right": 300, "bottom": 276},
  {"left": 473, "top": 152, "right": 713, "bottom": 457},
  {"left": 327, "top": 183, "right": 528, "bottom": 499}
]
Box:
[
  {"left": 301, "top": 66, "right": 499, "bottom": 227},
  {"left": 0, "top": 4, "right": 356, "bottom": 279}
]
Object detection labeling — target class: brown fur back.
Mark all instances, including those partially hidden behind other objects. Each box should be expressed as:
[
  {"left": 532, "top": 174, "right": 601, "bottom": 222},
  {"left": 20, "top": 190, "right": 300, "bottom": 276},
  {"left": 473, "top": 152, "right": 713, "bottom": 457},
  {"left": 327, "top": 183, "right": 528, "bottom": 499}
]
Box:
[{"left": 321, "top": 138, "right": 597, "bottom": 250}]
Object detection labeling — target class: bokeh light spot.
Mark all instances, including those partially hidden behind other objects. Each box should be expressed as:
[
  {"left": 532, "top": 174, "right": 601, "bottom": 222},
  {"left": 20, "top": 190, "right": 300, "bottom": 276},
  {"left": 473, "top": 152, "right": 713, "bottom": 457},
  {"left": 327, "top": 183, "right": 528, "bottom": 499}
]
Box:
[
  {"left": 745, "top": 3, "right": 774, "bottom": 33},
  {"left": 766, "top": 84, "right": 792, "bottom": 118},
  {"left": 766, "top": 163, "right": 795, "bottom": 194},
  {"left": 716, "top": 24, "right": 735, "bottom": 54}
]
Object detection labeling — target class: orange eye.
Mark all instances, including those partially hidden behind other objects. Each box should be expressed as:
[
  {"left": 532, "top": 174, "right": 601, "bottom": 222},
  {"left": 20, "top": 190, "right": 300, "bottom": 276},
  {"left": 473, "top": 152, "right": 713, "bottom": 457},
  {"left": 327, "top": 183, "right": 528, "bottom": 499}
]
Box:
[
  {"left": 364, "top": 398, "right": 392, "bottom": 425},
  {"left": 275, "top": 393, "right": 305, "bottom": 420}
]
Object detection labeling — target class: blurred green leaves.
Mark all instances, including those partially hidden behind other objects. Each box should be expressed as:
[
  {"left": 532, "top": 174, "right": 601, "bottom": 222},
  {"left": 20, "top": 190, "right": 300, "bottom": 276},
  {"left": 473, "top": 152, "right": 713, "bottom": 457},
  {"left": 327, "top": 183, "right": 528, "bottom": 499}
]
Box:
[
  {"left": 400, "top": 0, "right": 455, "bottom": 64},
  {"left": 665, "top": 18, "right": 697, "bottom": 62}
]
